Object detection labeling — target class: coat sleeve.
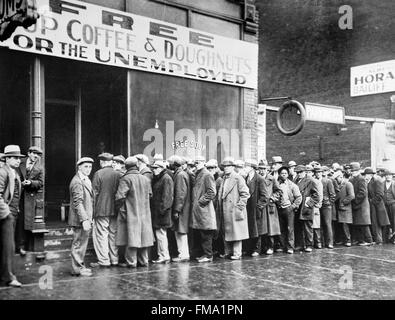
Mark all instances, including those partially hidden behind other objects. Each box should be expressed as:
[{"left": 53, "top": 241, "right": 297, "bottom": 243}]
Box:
[
  {"left": 92, "top": 171, "right": 101, "bottom": 201},
  {"left": 306, "top": 179, "right": 321, "bottom": 208},
  {"left": 115, "top": 177, "right": 129, "bottom": 215},
  {"left": 198, "top": 174, "right": 216, "bottom": 206},
  {"left": 236, "top": 176, "right": 250, "bottom": 210},
  {"left": 0, "top": 169, "right": 11, "bottom": 217},
  {"left": 173, "top": 173, "right": 188, "bottom": 214},
  {"left": 342, "top": 182, "right": 355, "bottom": 205},
  {"left": 372, "top": 179, "right": 385, "bottom": 205},
  {"left": 70, "top": 182, "right": 89, "bottom": 222},
  {"left": 257, "top": 176, "right": 266, "bottom": 208},
  {"left": 327, "top": 179, "right": 336, "bottom": 204},
  {"left": 270, "top": 178, "right": 282, "bottom": 202},
  {"left": 29, "top": 167, "right": 44, "bottom": 190},
  {"left": 159, "top": 175, "right": 174, "bottom": 215},
  {"left": 290, "top": 182, "right": 302, "bottom": 210},
  {"left": 353, "top": 178, "right": 367, "bottom": 207}
]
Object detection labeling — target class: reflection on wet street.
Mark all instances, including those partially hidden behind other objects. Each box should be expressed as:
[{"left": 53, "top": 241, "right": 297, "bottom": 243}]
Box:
[{"left": 1, "top": 244, "right": 395, "bottom": 300}]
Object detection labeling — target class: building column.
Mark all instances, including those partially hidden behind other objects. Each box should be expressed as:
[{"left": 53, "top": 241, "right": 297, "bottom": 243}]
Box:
[{"left": 29, "top": 56, "right": 48, "bottom": 260}]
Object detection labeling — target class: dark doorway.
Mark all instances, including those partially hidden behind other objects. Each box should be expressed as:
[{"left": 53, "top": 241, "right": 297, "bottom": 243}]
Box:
[{"left": 45, "top": 103, "right": 76, "bottom": 222}]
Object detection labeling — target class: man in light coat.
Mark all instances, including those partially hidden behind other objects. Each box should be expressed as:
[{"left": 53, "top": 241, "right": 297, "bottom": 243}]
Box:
[
  {"left": 0, "top": 145, "right": 25, "bottom": 287},
  {"left": 190, "top": 156, "right": 216, "bottom": 263},
  {"left": 364, "top": 167, "right": 390, "bottom": 245},
  {"left": 68, "top": 157, "right": 95, "bottom": 277},
  {"left": 218, "top": 157, "right": 250, "bottom": 260},
  {"left": 333, "top": 170, "right": 355, "bottom": 246},
  {"left": 170, "top": 156, "right": 191, "bottom": 262},
  {"left": 90, "top": 153, "right": 122, "bottom": 268},
  {"left": 115, "top": 157, "right": 154, "bottom": 267},
  {"left": 349, "top": 162, "right": 373, "bottom": 246}
]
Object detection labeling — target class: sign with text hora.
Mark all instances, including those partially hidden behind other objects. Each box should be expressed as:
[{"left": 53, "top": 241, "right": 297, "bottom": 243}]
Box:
[
  {"left": 0, "top": 0, "right": 258, "bottom": 89},
  {"left": 351, "top": 60, "right": 395, "bottom": 97}
]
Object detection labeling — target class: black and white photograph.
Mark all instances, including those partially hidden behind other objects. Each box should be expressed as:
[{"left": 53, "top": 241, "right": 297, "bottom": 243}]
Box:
[{"left": 1, "top": 0, "right": 395, "bottom": 306}]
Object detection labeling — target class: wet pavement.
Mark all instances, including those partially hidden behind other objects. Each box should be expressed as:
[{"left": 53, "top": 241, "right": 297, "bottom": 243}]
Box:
[{"left": 1, "top": 244, "right": 395, "bottom": 300}]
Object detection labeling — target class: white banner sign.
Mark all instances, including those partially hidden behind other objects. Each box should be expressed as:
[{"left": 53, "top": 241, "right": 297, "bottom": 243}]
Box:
[
  {"left": 0, "top": 0, "right": 258, "bottom": 89},
  {"left": 350, "top": 60, "right": 395, "bottom": 97},
  {"left": 304, "top": 102, "right": 345, "bottom": 125}
]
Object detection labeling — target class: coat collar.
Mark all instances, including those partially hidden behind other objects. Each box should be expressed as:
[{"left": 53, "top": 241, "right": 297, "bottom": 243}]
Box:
[
  {"left": 222, "top": 171, "right": 238, "bottom": 198},
  {"left": 246, "top": 170, "right": 257, "bottom": 193},
  {"left": 77, "top": 172, "right": 93, "bottom": 195}
]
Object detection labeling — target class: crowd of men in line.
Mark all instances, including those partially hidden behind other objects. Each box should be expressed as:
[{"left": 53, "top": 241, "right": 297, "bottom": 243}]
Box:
[{"left": 1, "top": 144, "right": 395, "bottom": 284}]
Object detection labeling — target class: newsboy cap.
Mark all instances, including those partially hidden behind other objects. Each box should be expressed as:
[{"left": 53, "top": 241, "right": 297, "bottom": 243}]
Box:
[
  {"left": 28, "top": 146, "right": 43, "bottom": 155},
  {"left": 288, "top": 160, "right": 297, "bottom": 167},
  {"left": 153, "top": 153, "right": 164, "bottom": 161},
  {"left": 313, "top": 165, "right": 323, "bottom": 172},
  {"left": 136, "top": 154, "right": 149, "bottom": 164},
  {"left": 113, "top": 155, "right": 125, "bottom": 164},
  {"left": 271, "top": 156, "right": 283, "bottom": 164},
  {"left": 222, "top": 157, "right": 235, "bottom": 166},
  {"left": 349, "top": 162, "right": 361, "bottom": 171},
  {"left": 151, "top": 160, "right": 166, "bottom": 169},
  {"left": 98, "top": 153, "right": 113, "bottom": 161},
  {"left": 125, "top": 156, "right": 138, "bottom": 168},
  {"left": 363, "top": 167, "right": 376, "bottom": 175},
  {"left": 305, "top": 165, "right": 313, "bottom": 171},
  {"left": 294, "top": 165, "right": 306, "bottom": 172},
  {"left": 77, "top": 157, "right": 94, "bottom": 166},
  {"left": 3, "top": 145, "right": 25, "bottom": 158}
]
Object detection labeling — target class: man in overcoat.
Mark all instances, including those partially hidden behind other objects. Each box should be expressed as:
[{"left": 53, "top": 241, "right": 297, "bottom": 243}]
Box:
[
  {"left": 0, "top": 145, "right": 25, "bottom": 287},
  {"left": 364, "top": 167, "right": 390, "bottom": 245},
  {"left": 115, "top": 157, "right": 154, "bottom": 267},
  {"left": 171, "top": 156, "right": 191, "bottom": 262},
  {"left": 190, "top": 156, "right": 216, "bottom": 263},
  {"left": 68, "top": 157, "right": 95, "bottom": 276},
  {"left": 217, "top": 157, "right": 250, "bottom": 260},
  {"left": 296, "top": 165, "right": 321, "bottom": 252},
  {"left": 383, "top": 169, "right": 395, "bottom": 243},
  {"left": 333, "top": 170, "right": 355, "bottom": 246},
  {"left": 136, "top": 154, "right": 153, "bottom": 182},
  {"left": 91, "top": 153, "right": 121, "bottom": 268},
  {"left": 349, "top": 162, "right": 373, "bottom": 246},
  {"left": 244, "top": 159, "right": 265, "bottom": 256},
  {"left": 16, "top": 146, "right": 44, "bottom": 256},
  {"left": 112, "top": 155, "right": 126, "bottom": 174},
  {"left": 151, "top": 160, "right": 174, "bottom": 264}
]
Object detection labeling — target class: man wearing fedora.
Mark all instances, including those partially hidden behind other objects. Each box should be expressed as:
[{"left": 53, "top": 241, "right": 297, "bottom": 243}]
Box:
[
  {"left": 16, "top": 146, "right": 44, "bottom": 256},
  {"left": 270, "top": 156, "right": 283, "bottom": 181},
  {"left": 349, "top": 162, "right": 373, "bottom": 246},
  {"left": 0, "top": 145, "right": 25, "bottom": 287},
  {"left": 90, "top": 153, "right": 122, "bottom": 268},
  {"left": 288, "top": 161, "right": 297, "bottom": 183},
  {"left": 68, "top": 157, "right": 95, "bottom": 276},
  {"left": 364, "top": 167, "right": 390, "bottom": 245}
]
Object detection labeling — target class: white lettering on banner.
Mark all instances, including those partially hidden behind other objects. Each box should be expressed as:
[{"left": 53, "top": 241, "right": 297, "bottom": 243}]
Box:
[
  {"left": 0, "top": 0, "right": 258, "bottom": 89},
  {"left": 351, "top": 60, "right": 395, "bottom": 97}
]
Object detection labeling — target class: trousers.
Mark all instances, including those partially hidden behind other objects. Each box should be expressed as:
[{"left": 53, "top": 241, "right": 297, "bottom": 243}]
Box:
[
  {"left": 0, "top": 215, "right": 17, "bottom": 283},
  {"left": 92, "top": 216, "right": 118, "bottom": 265},
  {"left": 155, "top": 228, "right": 170, "bottom": 260},
  {"left": 71, "top": 227, "right": 91, "bottom": 274}
]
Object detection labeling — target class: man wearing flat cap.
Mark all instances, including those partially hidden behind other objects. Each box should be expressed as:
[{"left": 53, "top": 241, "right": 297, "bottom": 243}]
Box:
[
  {"left": 115, "top": 157, "right": 154, "bottom": 267},
  {"left": 16, "top": 146, "right": 44, "bottom": 256},
  {"left": 0, "top": 145, "right": 25, "bottom": 287},
  {"left": 112, "top": 155, "right": 126, "bottom": 174},
  {"left": 349, "top": 162, "right": 373, "bottom": 246},
  {"left": 364, "top": 167, "right": 390, "bottom": 245},
  {"left": 136, "top": 154, "right": 153, "bottom": 182},
  {"left": 68, "top": 157, "right": 94, "bottom": 276},
  {"left": 90, "top": 153, "right": 122, "bottom": 268},
  {"left": 383, "top": 169, "right": 395, "bottom": 243}
]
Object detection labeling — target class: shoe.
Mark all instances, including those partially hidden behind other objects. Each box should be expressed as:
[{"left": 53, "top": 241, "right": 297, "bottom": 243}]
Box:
[
  {"left": 152, "top": 258, "right": 170, "bottom": 264},
  {"left": 118, "top": 262, "right": 129, "bottom": 268},
  {"left": 304, "top": 247, "right": 312, "bottom": 252},
  {"left": 344, "top": 242, "right": 351, "bottom": 247},
  {"left": 80, "top": 268, "right": 93, "bottom": 276},
  {"left": 90, "top": 262, "right": 111, "bottom": 268},
  {"left": 251, "top": 252, "right": 259, "bottom": 257},
  {"left": 327, "top": 245, "right": 334, "bottom": 249},
  {"left": 275, "top": 248, "right": 283, "bottom": 253},
  {"left": 266, "top": 249, "right": 273, "bottom": 255},
  {"left": 375, "top": 242, "right": 383, "bottom": 246},
  {"left": 110, "top": 263, "right": 119, "bottom": 267},
  {"left": 367, "top": 242, "right": 375, "bottom": 246},
  {"left": 230, "top": 255, "right": 241, "bottom": 260},
  {"left": 197, "top": 256, "right": 213, "bottom": 263},
  {"left": 19, "top": 249, "right": 27, "bottom": 256},
  {"left": 315, "top": 244, "right": 322, "bottom": 249},
  {"left": 335, "top": 241, "right": 343, "bottom": 245},
  {"left": 218, "top": 254, "right": 227, "bottom": 259},
  {"left": 7, "top": 279, "right": 22, "bottom": 287},
  {"left": 172, "top": 256, "right": 190, "bottom": 263},
  {"left": 287, "top": 249, "right": 294, "bottom": 254},
  {"left": 137, "top": 262, "right": 148, "bottom": 267},
  {"left": 358, "top": 241, "right": 369, "bottom": 246}
]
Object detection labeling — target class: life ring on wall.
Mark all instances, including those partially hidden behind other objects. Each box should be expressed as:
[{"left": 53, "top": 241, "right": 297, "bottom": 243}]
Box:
[{"left": 276, "top": 100, "right": 306, "bottom": 136}]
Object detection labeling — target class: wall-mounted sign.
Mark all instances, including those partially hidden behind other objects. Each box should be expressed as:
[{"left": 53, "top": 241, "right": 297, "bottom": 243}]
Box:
[
  {"left": 0, "top": 0, "right": 258, "bottom": 89},
  {"left": 304, "top": 102, "right": 345, "bottom": 125},
  {"left": 350, "top": 60, "right": 395, "bottom": 97}
]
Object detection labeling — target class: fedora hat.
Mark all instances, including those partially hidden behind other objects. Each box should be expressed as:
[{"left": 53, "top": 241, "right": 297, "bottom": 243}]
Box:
[
  {"left": 222, "top": 157, "right": 235, "bottom": 167},
  {"left": 288, "top": 160, "right": 297, "bottom": 167},
  {"left": 206, "top": 159, "right": 218, "bottom": 168},
  {"left": 363, "top": 167, "right": 375, "bottom": 175},
  {"left": 313, "top": 165, "right": 324, "bottom": 172},
  {"left": 3, "top": 145, "right": 25, "bottom": 158},
  {"left": 258, "top": 159, "right": 269, "bottom": 169},
  {"left": 349, "top": 162, "right": 361, "bottom": 171},
  {"left": 294, "top": 165, "right": 306, "bottom": 173},
  {"left": 271, "top": 156, "right": 283, "bottom": 164},
  {"left": 234, "top": 159, "right": 245, "bottom": 168}
]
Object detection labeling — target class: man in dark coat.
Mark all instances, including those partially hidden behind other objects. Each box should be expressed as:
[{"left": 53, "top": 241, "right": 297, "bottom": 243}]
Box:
[
  {"left": 296, "top": 165, "right": 321, "bottom": 252},
  {"left": 0, "top": 145, "right": 25, "bottom": 287},
  {"left": 170, "top": 155, "right": 191, "bottom": 262},
  {"left": 190, "top": 156, "right": 217, "bottom": 263},
  {"left": 68, "top": 157, "right": 95, "bottom": 277},
  {"left": 383, "top": 169, "right": 395, "bottom": 243},
  {"left": 16, "top": 146, "right": 44, "bottom": 256},
  {"left": 349, "top": 162, "right": 373, "bottom": 246},
  {"left": 90, "top": 153, "right": 122, "bottom": 268},
  {"left": 151, "top": 160, "right": 174, "bottom": 264},
  {"left": 244, "top": 159, "right": 265, "bottom": 256},
  {"left": 364, "top": 167, "right": 390, "bottom": 245},
  {"left": 115, "top": 157, "right": 154, "bottom": 267}
]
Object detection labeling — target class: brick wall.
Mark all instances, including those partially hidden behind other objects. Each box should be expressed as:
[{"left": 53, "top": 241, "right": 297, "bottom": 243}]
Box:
[{"left": 257, "top": 0, "right": 395, "bottom": 166}]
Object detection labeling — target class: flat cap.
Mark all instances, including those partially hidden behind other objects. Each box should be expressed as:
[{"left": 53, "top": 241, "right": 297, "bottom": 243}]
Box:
[
  {"left": 271, "top": 156, "right": 283, "bottom": 164},
  {"left": 305, "top": 164, "right": 313, "bottom": 171},
  {"left": 194, "top": 155, "right": 206, "bottom": 163},
  {"left": 153, "top": 153, "right": 164, "bottom": 161},
  {"left": 245, "top": 159, "right": 258, "bottom": 169},
  {"left": 222, "top": 156, "right": 235, "bottom": 166},
  {"left": 349, "top": 162, "right": 361, "bottom": 171},
  {"left": 168, "top": 155, "right": 185, "bottom": 165},
  {"left": 363, "top": 167, "right": 375, "bottom": 175},
  {"left": 77, "top": 157, "right": 94, "bottom": 166},
  {"left": 288, "top": 161, "right": 297, "bottom": 167},
  {"left": 313, "top": 165, "right": 323, "bottom": 172},
  {"left": 136, "top": 154, "right": 149, "bottom": 164},
  {"left": 98, "top": 153, "right": 113, "bottom": 161},
  {"left": 113, "top": 155, "right": 125, "bottom": 164},
  {"left": 151, "top": 160, "right": 166, "bottom": 169},
  {"left": 28, "top": 146, "right": 43, "bottom": 154},
  {"left": 206, "top": 159, "right": 218, "bottom": 168},
  {"left": 383, "top": 169, "right": 393, "bottom": 176},
  {"left": 294, "top": 165, "right": 306, "bottom": 172},
  {"left": 125, "top": 156, "right": 138, "bottom": 167}
]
